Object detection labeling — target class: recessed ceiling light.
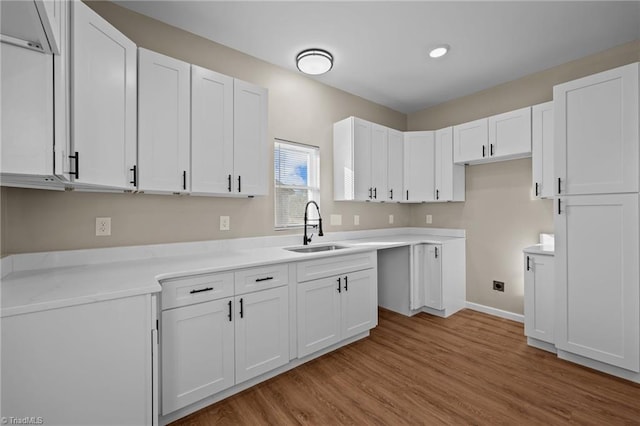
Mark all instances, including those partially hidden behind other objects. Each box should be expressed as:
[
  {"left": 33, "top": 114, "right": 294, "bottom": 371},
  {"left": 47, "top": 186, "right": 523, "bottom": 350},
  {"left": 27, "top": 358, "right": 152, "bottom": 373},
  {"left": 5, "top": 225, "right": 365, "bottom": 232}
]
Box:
[
  {"left": 296, "top": 49, "right": 333, "bottom": 75},
  {"left": 429, "top": 45, "right": 450, "bottom": 59}
]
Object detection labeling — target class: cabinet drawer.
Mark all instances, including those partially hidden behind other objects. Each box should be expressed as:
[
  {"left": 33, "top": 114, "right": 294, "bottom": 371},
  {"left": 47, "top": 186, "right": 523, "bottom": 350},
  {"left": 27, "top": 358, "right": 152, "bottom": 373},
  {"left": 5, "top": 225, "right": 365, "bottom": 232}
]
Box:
[
  {"left": 161, "top": 272, "right": 234, "bottom": 310},
  {"left": 234, "top": 263, "right": 289, "bottom": 295},
  {"left": 296, "top": 251, "right": 376, "bottom": 282}
]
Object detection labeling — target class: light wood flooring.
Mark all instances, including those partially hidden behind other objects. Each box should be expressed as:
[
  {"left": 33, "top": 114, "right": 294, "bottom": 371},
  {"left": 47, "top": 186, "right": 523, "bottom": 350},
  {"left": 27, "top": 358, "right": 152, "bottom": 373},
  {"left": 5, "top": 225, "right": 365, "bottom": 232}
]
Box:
[{"left": 171, "top": 308, "right": 640, "bottom": 425}]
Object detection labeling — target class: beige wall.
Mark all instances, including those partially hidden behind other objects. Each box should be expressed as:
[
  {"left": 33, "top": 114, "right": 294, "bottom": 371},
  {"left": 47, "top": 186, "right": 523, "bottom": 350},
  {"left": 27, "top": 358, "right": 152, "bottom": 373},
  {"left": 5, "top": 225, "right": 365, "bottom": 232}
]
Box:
[
  {"left": 407, "top": 40, "right": 640, "bottom": 314},
  {"left": 0, "top": 1, "right": 408, "bottom": 255}
]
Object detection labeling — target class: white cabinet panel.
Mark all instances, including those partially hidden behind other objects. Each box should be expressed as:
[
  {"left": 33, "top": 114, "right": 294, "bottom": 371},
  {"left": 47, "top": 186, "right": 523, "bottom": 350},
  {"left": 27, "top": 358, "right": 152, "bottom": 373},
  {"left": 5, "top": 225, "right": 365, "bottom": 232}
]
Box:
[
  {"left": 524, "top": 253, "right": 555, "bottom": 344},
  {"left": 555, "top": 193, "right": 639, "bottom": 371},
  {"left": 488, "top": 106, "right": 531, "bottom": 159},
  {"left": 404, "top": 131, "right": 435, "bottom": 202},
  {"left": 434, "top": 127, "right": 465, "bottom": 202},
  {"left": 453, "top": 118, "right": 488, "bottom": 164},
  {"left": 424, "top": 244, "right": 443, "bottom": 310},
  {"left": 353, "top": 118, "right": 373, "bottom": 201},
  {"left": 371, "top": 123, "right": 388, "bottom": 202},
  {"left": 297, "top": 276, "right": 342, "bottom": 357},
  {"left": 191, "top": 65, "right": 234, "bottom": 195},
  {"left": 233, "top": 79, "right": 268, "bottom": 196},
  {"left": 161, "top": 298, "right": 235, "bottom": 414},
  {"left": 387, "top": 128, "right": 404, "bottom": 202},
  {"left": 532, "top": 102, "right": 554, "bottom": 199},
  {"left": 71, "top": 1, "right": 136, "bottom": 189},
  {"left": 138, "top": 48, "right": 191, "bottom": 193},
  {"left": 341, "top": 269, "right": 378, "bottom": 338},
  {"left": 554, "top": 63, "right": 639, "bottom": 195}
]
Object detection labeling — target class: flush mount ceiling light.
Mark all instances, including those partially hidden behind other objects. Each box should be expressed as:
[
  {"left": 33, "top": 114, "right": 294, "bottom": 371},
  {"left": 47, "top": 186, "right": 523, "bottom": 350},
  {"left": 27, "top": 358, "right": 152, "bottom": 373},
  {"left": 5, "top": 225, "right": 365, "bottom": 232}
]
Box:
[
  {"left": 429, "top": 44, "right": 450, "bottom": 59},
  {"left": 296, "top": 49, "right": 333, "bottom": 75}
]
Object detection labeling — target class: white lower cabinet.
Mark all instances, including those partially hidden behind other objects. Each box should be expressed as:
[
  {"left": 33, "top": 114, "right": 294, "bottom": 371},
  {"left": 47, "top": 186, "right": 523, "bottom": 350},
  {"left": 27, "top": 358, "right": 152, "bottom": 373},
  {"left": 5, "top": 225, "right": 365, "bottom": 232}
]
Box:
[
  {"left": 1, "top": 294, "right": 157, "bottom": 426},
  {"left": 161, "top": 269, "right": 289, "bottom": 415},
  {"left": 296, "top": 252, "right": 378, "bottom": 358},
  {"left": 523, "top": 251, "right": 555, "bottom": 347}
]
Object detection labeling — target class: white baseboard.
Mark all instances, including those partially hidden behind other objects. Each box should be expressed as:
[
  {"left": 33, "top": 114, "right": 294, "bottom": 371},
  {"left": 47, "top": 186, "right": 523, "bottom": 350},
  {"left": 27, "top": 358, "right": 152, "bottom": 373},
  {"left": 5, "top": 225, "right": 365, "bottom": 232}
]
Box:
[{"left": 465, "top": 302, "right": 524, "bottom": 323}]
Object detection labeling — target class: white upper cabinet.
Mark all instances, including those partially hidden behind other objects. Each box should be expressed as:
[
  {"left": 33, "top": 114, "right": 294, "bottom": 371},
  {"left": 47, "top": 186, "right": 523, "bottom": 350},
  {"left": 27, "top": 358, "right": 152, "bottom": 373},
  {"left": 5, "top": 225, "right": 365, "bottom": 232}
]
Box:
[
  {"left": 453, "top": 118, "right": 488, "bottom": 164},
  {"left": 334, "top": 117, "right": 370, "bottom": 201},
  {"left": 453, "top": 107, "right": 532, "bottom": 165},
  {"left": 404, "top": 131, "right": 435, "bottom": 202},
  {"left": 371, "top": 123, "right": 389, "bottom": 202},
  {"left": 0, "top": 0, "right": 61, "bottom": 54},
  {"left": 191, "top": 65, "right": 234, "bottom": 195},
  {"left": 488, "top": 106, "right": 531, "bottom": 159},
  {"left": 387, "top": 129, "right": 404, "bottom": 202},
  {"left": 233, "top": 79, "right": 268, "bottom": 196},
  {"left": 554, "top": 63, "right": 639, "bottom": 196},
  {"left": 36, "top": 0, "right": 64, "bottom": 54},
  {"left": 532, "top": 102, "right": 554, "bottom": 199},
  {"left": 138, "top": 48, "right": 191, "bottom": 193},
  {"left": 71, "top": 1, "right": 137, "bottom": 189},
  {"left": 434, "top": 127, "right": 465, "bottom": 202}
]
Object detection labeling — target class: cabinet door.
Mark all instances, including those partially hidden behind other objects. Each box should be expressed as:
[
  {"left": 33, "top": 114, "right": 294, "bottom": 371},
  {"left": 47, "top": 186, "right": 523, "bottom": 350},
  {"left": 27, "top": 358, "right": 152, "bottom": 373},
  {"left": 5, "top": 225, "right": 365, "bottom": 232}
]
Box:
[
  {"left": 370, "top": 123, "right": 388, "bottom": 202},
  {"left": 138, "top": 48, "right": 191, "bottom": 193},
  {"left": 233, "top": 79, "right": 268, "bottom": 196},
  {"left": 524, "top": 254, "right": 555, "bottom": 343},
  {"left": 554, "top": 63, "right": 639, "bottom": 195},
  {"left": 36, "top": 0, "right": 64, "bottom": 54},
  {"left": 297, "top": 276, "right": 342, "bottom": 357},
  {"left": 353, "top": 118, "right": 373, "bottom": 201},
  {"left": 424, "top": 244, "right": 443, "bottom": 310},
  {"left": 387, "top": 129, "right": 404, "bottom": 202},
  {"left": 341, "top": 269, "right": 378, "bottom": 339},
  {"left": 235, "top": 286, "right": 289, "bottom": 383},
  {"left": 71, "top": 1, "right": 136, "bottom": 189},
  {"left": 453, "top": 118, "right": 487, "bottom": 164},
  {"left": 434, "top": 127, "right": 452, "bottom": 201},
  {"left": 488, "top": 106, "right": 531, "bottom": 159},
  {"left": 191, "top": 65, "right": 234, "bottom": 194},
  {"left": 532, "top": 102, "right": 554, "bottom": 199},
  {"left": 404, "top": 131, "right": 435, "bottom": 202},
  {"left": 555, "top": 193, "right": 639, "bottom": 371},
  {"left": 161, "top": 298, "right": 235, "bottom": 414},
  {"left": 1, "top": 43, "right": 53, "bottom": 176}
]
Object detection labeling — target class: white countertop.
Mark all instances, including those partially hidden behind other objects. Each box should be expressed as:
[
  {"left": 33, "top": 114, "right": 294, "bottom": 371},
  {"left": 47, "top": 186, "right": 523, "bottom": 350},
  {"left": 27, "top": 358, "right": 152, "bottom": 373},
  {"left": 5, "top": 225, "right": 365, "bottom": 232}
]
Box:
[
  {"left": 1, "top": 229, "right": 464, "bottom": 318},
  {"left": 523, "top": 244, "right": 555, "bottom": 255}
]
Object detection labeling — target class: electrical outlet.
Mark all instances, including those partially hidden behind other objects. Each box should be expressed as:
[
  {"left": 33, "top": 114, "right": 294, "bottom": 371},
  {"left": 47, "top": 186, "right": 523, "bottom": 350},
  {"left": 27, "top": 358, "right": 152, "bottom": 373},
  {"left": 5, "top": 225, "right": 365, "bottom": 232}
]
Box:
[
  {"left": 354, "top": 215, "right": 360, "bottom": 226},
  {"left": 330, "top": 214, "right": 342, "bottom": 226},
  {"left": 493, "top": 280, "right": 505, "bottom": 292},
  {"left": 95, "top": 217, "right": 111, "bottom": 236},
  {"left": 426, "top": 214, "right": 433, "bottom": 224},
  {"left": 220, "top": 216, "right": 230, "bottom": 231},
  {"left": 389, "top": 214, "right": 394, "bottom": 224}
]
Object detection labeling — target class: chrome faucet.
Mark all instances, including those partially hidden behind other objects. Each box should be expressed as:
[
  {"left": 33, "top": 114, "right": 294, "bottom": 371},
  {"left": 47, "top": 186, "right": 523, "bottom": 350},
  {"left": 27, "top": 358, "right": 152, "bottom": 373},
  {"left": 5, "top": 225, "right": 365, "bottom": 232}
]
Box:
[{"left": 303, "top": 201, "right": 323, "bottom": 245}]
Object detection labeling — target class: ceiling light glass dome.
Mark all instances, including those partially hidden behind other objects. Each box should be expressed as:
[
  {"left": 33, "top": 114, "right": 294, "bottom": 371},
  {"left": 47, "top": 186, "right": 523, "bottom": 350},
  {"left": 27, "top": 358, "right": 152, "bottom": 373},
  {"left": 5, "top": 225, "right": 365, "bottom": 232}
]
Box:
[{"left": 296, "top": 49, "right": 333, "bottom": 75}]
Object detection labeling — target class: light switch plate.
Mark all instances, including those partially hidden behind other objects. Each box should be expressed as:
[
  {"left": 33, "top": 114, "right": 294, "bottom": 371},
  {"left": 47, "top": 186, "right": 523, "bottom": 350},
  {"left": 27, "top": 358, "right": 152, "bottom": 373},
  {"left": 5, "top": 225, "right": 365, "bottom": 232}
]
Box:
[
  {"left": 220, "top": 216, "right": 230, "bottom": 231},
  {"left": 96, "top": 217, "right": 111, "bottom": 236},
  {"left": 389, "top": 214, "right": 394, "bottom": 224},
  {"left": 354, "top": 215, "right": 360, "bottom": 226},
  {"left": 330, "top": 214, "right": 342, "bottom": 226},
  {"left": 426, "top": 214, "right": 433, "bottom": 224}
]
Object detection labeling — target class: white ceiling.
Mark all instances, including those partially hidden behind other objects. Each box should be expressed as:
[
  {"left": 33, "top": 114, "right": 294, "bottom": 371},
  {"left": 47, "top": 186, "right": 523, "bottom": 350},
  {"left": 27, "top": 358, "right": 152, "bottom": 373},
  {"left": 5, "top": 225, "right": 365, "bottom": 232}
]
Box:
[{"left": 115, "top": 1, "right": 640, "bottom": 114}]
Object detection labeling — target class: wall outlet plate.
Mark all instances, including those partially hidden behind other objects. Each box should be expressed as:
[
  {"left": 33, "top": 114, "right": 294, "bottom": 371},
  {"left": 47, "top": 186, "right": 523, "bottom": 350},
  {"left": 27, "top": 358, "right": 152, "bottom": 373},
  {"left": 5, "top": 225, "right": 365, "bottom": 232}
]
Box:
[
  {"left": 220, "top": 216, "right": 230, "bottom": 231},
  {"left": 426, "top": 214, "right": 433, "bottom": 224},
  {"left": 96, "top": 217, "right": 111, "bottom": 236},
  {"left": 354, "top": 215, "right": 360, "bottom": 226},
  {"left": 389, "top": 214, "right": 394, "bottom": 224},
  {"left": 330, "top": 214, "right": 342, "bottom": 226}
]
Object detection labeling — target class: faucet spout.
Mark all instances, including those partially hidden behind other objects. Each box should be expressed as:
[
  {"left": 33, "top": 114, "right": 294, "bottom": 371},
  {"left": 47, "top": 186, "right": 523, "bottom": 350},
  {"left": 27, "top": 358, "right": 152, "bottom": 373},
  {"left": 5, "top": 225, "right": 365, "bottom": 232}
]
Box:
[{"left": 303, "top": 201, "right": 323, "bottom": 245}]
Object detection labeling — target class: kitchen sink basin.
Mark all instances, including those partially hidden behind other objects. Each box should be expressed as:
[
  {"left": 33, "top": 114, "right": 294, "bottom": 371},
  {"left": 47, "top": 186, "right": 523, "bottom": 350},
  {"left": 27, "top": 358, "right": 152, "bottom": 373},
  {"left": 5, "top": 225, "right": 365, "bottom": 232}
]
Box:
[{"left": 285, "top": 244, "right": 348, "bottom": 253}]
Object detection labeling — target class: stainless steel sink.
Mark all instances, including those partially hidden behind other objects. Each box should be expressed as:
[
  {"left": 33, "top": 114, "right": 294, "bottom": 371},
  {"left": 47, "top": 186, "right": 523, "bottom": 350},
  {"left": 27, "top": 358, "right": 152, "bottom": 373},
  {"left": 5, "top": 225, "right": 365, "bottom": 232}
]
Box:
[{"left": 285, "top": 244, "right": 348, "bottom": 253}]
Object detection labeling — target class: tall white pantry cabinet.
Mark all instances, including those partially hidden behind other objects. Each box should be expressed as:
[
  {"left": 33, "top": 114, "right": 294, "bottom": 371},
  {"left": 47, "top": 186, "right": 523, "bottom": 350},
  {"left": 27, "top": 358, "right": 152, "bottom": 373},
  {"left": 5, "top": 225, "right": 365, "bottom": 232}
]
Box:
[{"left": 554, "top": 62, "right": 640, "bottom": 374}]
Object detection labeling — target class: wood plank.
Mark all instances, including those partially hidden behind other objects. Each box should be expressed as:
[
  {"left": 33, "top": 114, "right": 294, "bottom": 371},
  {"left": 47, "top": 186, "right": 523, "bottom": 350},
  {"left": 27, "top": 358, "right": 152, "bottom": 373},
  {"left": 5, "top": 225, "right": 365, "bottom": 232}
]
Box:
[{"left": 170, "top": 309, "right": 640, "bottom": 425}]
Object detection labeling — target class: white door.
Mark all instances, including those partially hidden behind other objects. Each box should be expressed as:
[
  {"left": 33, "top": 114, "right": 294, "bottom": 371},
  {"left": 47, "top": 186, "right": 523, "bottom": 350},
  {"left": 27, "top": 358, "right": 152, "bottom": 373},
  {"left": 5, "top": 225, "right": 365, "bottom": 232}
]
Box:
[
  {"left": 138, "top": 48, "right": 191, "bottom": 193},
  {"left": 235, "top": 286, "right": 289, "bottom": 383},
  {"left": 404, "top": 131, "right": 435, "bottom": 202},
  {"left": 453, "top": 118, "right": 488, "bottom": 164},
  {"left": 1, "top": 43, "right": 53, "bottom": 176},
  {"left": 71, "top": 1, "right": 137, "bottom": 189},
  {"left": 371, "top": 123, "right": 388, "bottom": 202},
  {"left": 524, "top": 253, "right": 555, "bottom": 344},
  {"left": 191, "top": 65, "right": 234, "bottom": 194},
  {"left": 387, "top": 129, "right": 404, "bottom": 202},
  {"left": 555, "top": 193, "right": 639, "bottom": 371},
  {"left": 488, "top": 106, "right": 531, "bottom": 158},
  {"left": 297, "top": 276, "right": 342, "bottom": 357},
  {"left": 233, "top": 79, "right": 268, "bottom": 196},
  {"left": 341, "top": 269, "right": 378, "bottom": 339},
  {"left": 532, "top": 102, "right": 554, "bottom": 198},
  {"left": 353, "top": 118, "right": 373, "bottom": 201},
  {"left": 435, "top": 127, "right": 453, "bottom": 201},
  {"left": 424, "top": 244, "right": 443, "bottom": 310},
  {"left": 161, "top": 298, "right": 235, "bottom": 414},
  {"left": 554, "top": 63, "right": 639, "bottom": 195}
]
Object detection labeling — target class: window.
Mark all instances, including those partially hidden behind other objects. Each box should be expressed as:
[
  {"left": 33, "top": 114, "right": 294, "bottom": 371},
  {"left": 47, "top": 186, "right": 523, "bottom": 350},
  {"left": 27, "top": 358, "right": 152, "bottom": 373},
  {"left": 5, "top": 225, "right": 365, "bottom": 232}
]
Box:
[{"left": 274, "top": 139, "right": 320, "bottom": 229}]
